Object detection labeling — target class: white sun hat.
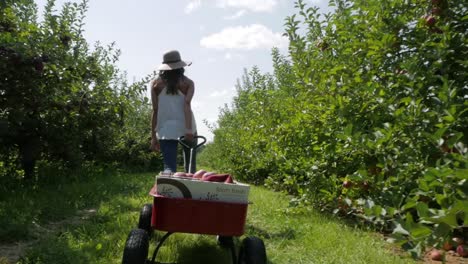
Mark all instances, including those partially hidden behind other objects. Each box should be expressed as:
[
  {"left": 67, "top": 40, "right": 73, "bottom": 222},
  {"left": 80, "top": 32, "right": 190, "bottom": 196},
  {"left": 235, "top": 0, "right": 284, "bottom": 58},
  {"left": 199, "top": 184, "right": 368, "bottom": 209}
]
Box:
[{"left": 158, "top": 50, "right": 192, "bottom": 71}]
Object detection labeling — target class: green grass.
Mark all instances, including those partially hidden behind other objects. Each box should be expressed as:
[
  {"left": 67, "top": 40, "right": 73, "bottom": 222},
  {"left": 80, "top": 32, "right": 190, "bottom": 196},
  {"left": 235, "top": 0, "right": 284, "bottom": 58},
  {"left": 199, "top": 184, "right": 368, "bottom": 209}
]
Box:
[{"left": 0, "top": 171, "right": 415, "bottom": 264}]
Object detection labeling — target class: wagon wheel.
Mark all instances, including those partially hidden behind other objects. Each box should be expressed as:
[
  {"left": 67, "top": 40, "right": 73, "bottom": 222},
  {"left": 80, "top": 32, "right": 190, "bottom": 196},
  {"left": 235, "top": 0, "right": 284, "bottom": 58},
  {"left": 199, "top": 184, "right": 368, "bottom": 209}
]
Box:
[
  {"left": 238, "top": 236, "right": 266, "bottom": 264},
  {"left": 217, "top": 235, "right": 234, "bottom": 248},
  {"left": 138, "top": 203, "right": 153, "bottom": 237},
  {"left": 122, "top": 229, "right": 149, "bottom": 264}
]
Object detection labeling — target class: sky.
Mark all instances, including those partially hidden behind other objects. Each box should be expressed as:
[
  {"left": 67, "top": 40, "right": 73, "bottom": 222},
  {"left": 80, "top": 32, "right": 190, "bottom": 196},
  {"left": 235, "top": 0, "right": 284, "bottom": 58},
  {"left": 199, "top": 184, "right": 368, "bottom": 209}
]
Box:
[{"left": 34, "top": 0, "right": 332, "bottom": 141}]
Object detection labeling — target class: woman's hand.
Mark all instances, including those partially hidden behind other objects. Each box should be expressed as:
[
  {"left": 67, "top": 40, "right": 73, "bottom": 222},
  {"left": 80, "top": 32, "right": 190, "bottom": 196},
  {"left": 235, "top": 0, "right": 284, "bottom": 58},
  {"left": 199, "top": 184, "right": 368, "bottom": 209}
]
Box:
[
  {"left": 184, "top": 133, "right": 194, "bottom": 143},
  {"left": 150, "top": 138, "right": 160, "bottom": 152}
]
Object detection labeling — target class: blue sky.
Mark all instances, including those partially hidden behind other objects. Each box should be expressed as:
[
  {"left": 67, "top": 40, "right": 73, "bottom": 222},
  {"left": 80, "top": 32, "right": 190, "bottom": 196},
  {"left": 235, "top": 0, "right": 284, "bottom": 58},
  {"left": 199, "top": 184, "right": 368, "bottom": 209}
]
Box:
[{"left": 34, "top": 0, "right": 331, "bottom": 141}]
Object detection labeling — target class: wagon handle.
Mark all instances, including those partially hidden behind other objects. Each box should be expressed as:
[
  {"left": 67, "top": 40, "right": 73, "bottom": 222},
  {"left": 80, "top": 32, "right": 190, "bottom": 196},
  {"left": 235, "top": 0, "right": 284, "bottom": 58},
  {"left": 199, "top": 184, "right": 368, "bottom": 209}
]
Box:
[
  {"left": 178, "top": 135, "right": 207, "bottom": 150},
  {"left": 178, "top": 135, "right": 207, "bottom": 174}
]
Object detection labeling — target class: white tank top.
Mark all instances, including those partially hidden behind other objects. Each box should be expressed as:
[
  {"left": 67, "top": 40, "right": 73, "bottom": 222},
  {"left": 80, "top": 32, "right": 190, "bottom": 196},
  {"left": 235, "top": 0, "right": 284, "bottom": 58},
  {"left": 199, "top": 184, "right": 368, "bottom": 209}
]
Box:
[{"left": 156, "top": 87, "right": 197, "bottom": 140}]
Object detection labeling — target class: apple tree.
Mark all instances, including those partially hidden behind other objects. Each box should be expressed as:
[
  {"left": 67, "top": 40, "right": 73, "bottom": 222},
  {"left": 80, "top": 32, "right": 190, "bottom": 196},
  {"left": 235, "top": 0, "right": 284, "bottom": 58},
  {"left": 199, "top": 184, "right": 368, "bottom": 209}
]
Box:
[
  {"left": 0, "top": 0, "right": 157, "bottom": 180},
  {"left": 200, "top": 0, "right": 467, "bottom": 256}
]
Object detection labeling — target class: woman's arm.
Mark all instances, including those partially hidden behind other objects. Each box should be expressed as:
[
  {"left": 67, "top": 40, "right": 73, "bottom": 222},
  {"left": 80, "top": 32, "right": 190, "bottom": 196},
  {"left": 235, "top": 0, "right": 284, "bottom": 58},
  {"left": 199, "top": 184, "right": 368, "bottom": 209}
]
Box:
[
  {"left": 183, "top": 77, "right": 195, "bottom": 142},
  {"left": 150, "top": 78, "right": 162, "bottom": 151}
]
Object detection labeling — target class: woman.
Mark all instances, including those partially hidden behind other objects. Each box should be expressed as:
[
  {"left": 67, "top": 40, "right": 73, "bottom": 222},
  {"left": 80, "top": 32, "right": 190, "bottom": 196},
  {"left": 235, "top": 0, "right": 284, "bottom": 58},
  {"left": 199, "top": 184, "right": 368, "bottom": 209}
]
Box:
[{"left": 150, "top": 50, "right": 197, "bottom": 173}]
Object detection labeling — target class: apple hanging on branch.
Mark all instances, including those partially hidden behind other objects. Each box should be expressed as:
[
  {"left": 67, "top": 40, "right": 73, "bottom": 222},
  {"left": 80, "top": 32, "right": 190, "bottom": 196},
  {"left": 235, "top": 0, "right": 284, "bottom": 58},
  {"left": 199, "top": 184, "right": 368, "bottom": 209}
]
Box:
[
  {"left": 342, "top": 180, "right": 352, "bottom": 188},
  {"left": 33, "top": 57, "right": 44, "bottom": 73},
  {"left": 425, "top": 15, "right": 437, "bottom": 27}
]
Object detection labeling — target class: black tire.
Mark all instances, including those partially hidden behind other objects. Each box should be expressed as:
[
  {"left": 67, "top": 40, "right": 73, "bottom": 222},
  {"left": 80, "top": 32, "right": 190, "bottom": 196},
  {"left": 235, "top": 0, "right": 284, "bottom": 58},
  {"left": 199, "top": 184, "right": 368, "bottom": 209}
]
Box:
[
  {"left": 122, "top": 229, "right": 149, "bottom": 264},
  {"left": 138, "top": 203, "right": 152, "bottom": 236},
  {"left": 238, "top": 236, "right": 267, "bottom": 264},
  {"left": 217, "top": 235, "right": 234, "bottom": 249}
]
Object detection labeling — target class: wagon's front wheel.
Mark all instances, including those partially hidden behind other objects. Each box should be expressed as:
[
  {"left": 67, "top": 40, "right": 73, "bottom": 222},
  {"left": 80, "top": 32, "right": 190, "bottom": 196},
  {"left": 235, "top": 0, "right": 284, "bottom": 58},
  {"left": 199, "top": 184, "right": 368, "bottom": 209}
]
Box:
[
  {"left": 122, "top": 229, "right": 149, "bottom": 264},
  {"left": 138, "top": 203, "right": 153, "bottom": 236},
  {"left": 238, "top": 236, "right": 266, "bottom": 264}
]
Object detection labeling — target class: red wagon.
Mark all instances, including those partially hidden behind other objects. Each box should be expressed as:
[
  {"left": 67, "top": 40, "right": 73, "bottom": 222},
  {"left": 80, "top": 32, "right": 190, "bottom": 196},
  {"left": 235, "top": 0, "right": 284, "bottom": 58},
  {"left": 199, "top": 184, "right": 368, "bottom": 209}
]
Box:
[{"left": 122, "top": 136, "right": 267, "bottom": 264}]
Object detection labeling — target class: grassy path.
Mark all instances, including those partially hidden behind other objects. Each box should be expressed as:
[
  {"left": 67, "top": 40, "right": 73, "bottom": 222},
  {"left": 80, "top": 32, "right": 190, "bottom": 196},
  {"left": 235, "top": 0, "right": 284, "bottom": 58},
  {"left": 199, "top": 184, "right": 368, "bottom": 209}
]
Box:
[{"left": 0, "top": 171, "right": 414, "bottom": 264}]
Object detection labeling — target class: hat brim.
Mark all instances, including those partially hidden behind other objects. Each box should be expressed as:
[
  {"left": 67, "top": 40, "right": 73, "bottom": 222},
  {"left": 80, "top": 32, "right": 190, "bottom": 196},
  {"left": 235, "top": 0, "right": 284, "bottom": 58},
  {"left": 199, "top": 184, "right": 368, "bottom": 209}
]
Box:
[{"left": 158, "top": 60, "right": 192, "bottom": 71}]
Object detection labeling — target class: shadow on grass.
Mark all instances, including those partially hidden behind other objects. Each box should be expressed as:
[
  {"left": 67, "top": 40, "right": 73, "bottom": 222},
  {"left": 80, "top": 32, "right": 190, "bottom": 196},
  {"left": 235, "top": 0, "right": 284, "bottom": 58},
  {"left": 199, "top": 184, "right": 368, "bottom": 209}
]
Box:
[
  {"left": 17, "top": 234, "right": 92, "bottom": 264},
  {"left": 149, "top": 233, "right": 276, "bottom": 264},
  {"left": 0, "top": 171, "right": 154, "bottom": 242},
  {"left": 245, "top": 224, "right": 296, "bottom": 240},
  {"left": 175, "top": 237, "right": 276, "bottom": 264},
  {"left": 175, "top": 238, "right": 231, "bottom": 264}
]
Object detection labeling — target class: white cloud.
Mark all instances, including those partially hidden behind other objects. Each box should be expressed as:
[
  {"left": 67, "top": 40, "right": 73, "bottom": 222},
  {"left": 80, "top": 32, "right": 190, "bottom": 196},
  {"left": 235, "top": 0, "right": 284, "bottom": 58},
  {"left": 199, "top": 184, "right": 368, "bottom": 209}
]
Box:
[
  {"left": 209, "top": 89, "right": 230, "bottom": 97},
  {"left": 208, "top": 87, "right": 236, "bottom": 98},
  {"left": 308, "top": 0, "right": 326, "bottom": 5},
  {"left": 216, "top": 0, "right": 277, "bottom": 12},
  {"left": 206, "top": 57, "right": 217, "bottom": 63},
  {"left": 200, "top": 24, "right": 288, "bottom": 50},
  {"left": 223, "top": 10, "right": 246, "bottom": 20},
  {"left": 224, "top": 52, "right": 245, "bottom": 60},
  {"left": 185, "top": 0, "right": 278, "bottom": 14},
  {"left": 192, "top": 100, "right": 204, "bottom": 110},
  {"left": 185, "top": 0, "right": 202, "bottom": 14}
]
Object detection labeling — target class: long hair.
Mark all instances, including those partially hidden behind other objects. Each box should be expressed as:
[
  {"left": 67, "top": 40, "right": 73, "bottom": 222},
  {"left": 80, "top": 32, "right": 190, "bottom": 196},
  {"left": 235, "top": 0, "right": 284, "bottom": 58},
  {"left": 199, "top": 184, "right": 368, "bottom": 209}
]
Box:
[{"left": 159, "top": 68, "right": 185, "bottom": 95}]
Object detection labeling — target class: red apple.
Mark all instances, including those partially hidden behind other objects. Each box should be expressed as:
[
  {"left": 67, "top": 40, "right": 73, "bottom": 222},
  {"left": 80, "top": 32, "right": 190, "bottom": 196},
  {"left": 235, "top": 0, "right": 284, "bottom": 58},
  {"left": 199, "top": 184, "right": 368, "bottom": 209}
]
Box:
[
  {"left": 202, "top": 174, "right": 232, "bottom": 183},
  {"left": 33, "top": 58, "right": 44, "bottom": 72},
  {"left": 442, "top": 241, "right": 454, "bottom": 251},
  {"left": 457, "top": 245, "right": 468, "bottom": 257},
  {"left": 425, "top": 15, "right": 436, "bottom": 27},
  {"left": 430, "top": 249, "right": 443, "bottom": 261},
  {"left": 201, "top": 171, "right": 216, "bottom": 180},
  {"left": 361, "top": 181, "right": 370, "bottom": 191},
  {"left": 193, "top": 169, "right": 206, "bottom": 179},
  {"left": 173, "top": 171, "right": 186, "bottom": 177},
  {"left": 342, "top": 180, "right": 352, "bottom": 188}
]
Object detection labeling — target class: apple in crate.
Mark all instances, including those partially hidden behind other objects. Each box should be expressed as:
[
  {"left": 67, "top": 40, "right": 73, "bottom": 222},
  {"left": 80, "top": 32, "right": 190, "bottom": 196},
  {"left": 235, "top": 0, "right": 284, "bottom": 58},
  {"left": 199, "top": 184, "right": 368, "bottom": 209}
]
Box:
[
  {"left": 201, "top": 172, "right": 216, "bottom": 180},
  {"left": 173, "top": 172, "right": 187, "bottom": 177},
  {"left": 193, "top": 170, "right": 206, "bottom": 179},
  {"left": 203, "top": 174, "right": 234, "bottom": 184}
]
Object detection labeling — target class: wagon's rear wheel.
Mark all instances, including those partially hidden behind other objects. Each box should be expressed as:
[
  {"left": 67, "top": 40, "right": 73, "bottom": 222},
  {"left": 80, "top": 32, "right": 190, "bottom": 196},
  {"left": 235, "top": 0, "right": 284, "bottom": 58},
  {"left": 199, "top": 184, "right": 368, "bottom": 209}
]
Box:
[
  {"left": 217, "top": 235, "right": 234, "bottom": 248},
  {"left": 238, "top": 236, "right": 266, "bottom": 264},
  {"left": 138, "top": 203, "right": 153, "bottom": 236},
  {"left": 122, "top": 229, "right": 149, "bottom": 264}
]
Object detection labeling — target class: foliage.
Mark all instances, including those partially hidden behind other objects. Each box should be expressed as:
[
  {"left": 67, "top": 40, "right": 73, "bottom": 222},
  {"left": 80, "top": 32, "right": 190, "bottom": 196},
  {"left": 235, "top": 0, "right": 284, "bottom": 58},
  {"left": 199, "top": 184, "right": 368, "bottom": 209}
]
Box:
[
  {"left": 0, "top": 0, "right": 161, "bottom": 179},
  {"left": 199, "top": 0, "right": 468, "bottom": 257}
]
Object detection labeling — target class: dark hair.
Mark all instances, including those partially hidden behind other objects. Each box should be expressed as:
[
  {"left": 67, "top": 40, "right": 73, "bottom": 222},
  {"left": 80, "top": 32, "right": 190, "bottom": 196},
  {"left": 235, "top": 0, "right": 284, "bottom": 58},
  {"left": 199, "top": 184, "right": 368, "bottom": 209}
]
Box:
[{"left": 159, "top": 68, "right": 185, "bottom": 95}]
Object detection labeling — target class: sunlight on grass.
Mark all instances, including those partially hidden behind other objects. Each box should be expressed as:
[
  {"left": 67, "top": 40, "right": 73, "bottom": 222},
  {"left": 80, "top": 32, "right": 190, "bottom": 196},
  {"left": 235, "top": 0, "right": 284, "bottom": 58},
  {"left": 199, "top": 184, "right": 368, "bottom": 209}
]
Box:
[
  {"left": 1, "top": 172, "right": 415, "bottom": 264},
  {"left": 248, "top": 186, "right": 414, "bottom": 264}
]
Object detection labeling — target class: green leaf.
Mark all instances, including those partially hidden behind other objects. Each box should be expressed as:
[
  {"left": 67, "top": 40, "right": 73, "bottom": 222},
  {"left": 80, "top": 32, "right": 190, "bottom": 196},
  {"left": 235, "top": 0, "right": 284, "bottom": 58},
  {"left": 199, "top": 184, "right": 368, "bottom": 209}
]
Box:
[
  {"left": 344, "top": 124, "right": 353, "bottom": 136},
  {"left": 427, "top": 212, "right": 459, "bottom": 228},
  {"left": 393, "top": 223, "right": 410, "bottom": 236},
  {"left": 410, "top": 224, "right": 432, "bottom": 239},
  {"left": 402, "top": 200, "right": 417, "bottom": 211},
  {"left": 433, "top": 222, "right": 452, "bottom": 238},
  {"left": 416, "top": 202, "right": 429, "bottom": 218}
]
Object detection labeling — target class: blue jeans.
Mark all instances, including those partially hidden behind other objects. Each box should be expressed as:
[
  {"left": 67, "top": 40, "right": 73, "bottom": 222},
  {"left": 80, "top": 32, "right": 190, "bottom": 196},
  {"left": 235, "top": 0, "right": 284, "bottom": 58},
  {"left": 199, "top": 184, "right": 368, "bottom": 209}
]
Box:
[{"left": 159, "top": 139, "right": 197, "bottom": 173}]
